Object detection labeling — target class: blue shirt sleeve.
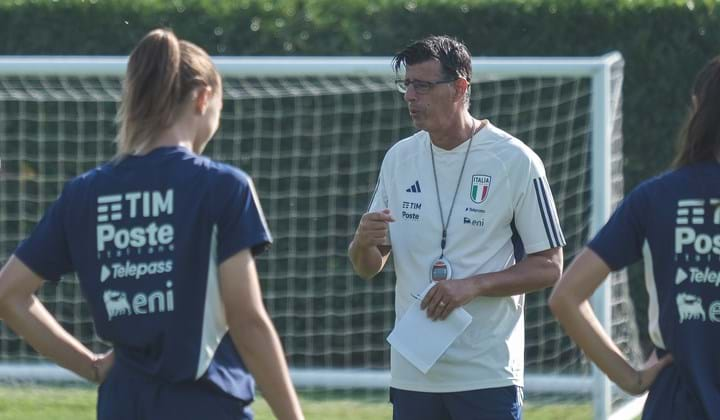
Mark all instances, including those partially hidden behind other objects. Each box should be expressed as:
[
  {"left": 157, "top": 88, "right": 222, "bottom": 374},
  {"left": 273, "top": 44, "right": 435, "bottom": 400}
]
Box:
[
  {"left": 588, "top": 184, "right": 649, "bottom": 271},
  {"left": 216, "top": 171, "right": 272, "bottom": 264},
  {"left": 13, "top": 183, "right": 74, "bottom": 282}
]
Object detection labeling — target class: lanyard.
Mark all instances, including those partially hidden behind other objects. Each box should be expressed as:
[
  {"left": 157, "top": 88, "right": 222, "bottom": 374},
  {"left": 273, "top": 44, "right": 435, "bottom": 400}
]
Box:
[{"left": 429, "top": 120, "right": 477, "bottom": 258}]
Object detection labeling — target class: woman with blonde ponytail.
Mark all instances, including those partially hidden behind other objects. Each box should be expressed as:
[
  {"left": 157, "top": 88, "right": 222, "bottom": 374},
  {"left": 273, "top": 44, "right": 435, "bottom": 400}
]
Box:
[{"left": 0, "top": 29, "right": 303, "bottom": 420}]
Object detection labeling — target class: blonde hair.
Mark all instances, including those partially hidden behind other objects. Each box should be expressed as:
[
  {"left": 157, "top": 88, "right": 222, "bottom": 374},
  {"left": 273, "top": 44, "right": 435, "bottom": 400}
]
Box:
[{"left": 115, "top": 29, "right": 221, "bottom": 156}]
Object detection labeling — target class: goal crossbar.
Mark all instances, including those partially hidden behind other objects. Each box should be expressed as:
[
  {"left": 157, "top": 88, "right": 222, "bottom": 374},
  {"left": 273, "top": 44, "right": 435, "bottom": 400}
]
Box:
[{"left": 0, "top": 53, "right": 622, "bottom": 78}]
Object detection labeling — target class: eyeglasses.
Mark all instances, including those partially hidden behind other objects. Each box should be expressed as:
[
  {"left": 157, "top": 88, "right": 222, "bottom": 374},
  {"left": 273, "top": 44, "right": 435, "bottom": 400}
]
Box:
[{"left": 395, "top": 78, "right": 459, "bottom": 94}]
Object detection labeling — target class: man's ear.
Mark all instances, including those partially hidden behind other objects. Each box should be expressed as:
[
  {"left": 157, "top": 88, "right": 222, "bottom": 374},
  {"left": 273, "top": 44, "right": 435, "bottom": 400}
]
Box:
[
  {"left": 454, "top": 78, "right": 469, "bottom": 103},
  {"left": 195, "top": 85, "right": 212, "bottom": 114}
]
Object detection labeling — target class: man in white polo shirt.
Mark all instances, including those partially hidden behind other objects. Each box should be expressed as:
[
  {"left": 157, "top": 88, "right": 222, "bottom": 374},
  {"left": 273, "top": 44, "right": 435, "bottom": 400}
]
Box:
[{"left": 348, "top": 35, "right": 565, "bottom": 420}]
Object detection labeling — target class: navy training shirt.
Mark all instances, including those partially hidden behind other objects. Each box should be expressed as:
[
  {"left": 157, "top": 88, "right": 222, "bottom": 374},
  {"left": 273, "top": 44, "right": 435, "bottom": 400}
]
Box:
[
  {"left": 14, "top": 146, "right": 272, "bottom": 403},
  {"left": 589, "top": 161, "right": 720, "bottom": 420}
]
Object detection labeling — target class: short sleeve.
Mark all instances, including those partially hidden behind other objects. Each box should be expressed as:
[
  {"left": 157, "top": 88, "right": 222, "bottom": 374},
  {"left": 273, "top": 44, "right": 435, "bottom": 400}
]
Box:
[
  {"left": 14, "top": 184, "right": 74, "bottom": 282},
  {"left": 367, "top": 158, "right": 389, "bottom": 213},
  {"left": 588, "top": 185, "right": 648, "bottom": 271},
  {"left": 513, "top": 154, "right": 566, "bottom": 254},
  {"left": 216, "top": 173, "right": 272, "bottom": 264}
]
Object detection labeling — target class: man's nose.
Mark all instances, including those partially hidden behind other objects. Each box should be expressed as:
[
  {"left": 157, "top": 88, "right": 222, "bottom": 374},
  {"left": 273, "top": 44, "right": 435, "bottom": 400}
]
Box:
[{"left": 404, "top": 86, "right": 417, "bottom": 102}]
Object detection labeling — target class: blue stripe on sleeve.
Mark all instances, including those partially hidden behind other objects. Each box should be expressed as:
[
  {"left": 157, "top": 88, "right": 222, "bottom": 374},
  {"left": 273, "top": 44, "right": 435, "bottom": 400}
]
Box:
[{"left": 533, "top": 178, "right": 556, "bottom": 247}]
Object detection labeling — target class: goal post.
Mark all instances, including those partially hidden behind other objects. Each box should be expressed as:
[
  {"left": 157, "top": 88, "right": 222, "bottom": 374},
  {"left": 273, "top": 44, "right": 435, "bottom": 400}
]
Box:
[{"left": 0, "top": 54, "right": 642, "bottom": 419}]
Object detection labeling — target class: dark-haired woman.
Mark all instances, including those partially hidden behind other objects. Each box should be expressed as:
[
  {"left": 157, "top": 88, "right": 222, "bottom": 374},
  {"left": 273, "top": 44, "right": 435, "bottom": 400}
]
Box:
[{"left": 550, "top": 57, "right": 720, "bottom": 419}]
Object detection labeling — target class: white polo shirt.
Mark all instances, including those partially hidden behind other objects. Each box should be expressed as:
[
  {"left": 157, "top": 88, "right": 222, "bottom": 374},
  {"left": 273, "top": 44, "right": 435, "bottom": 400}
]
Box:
[{"left": 369, "top": 121, "right": 565, "bottom": 392}]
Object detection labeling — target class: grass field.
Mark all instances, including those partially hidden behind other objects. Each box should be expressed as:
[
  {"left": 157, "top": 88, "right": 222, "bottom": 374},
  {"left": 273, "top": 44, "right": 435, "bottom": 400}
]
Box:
[{"left": 0, "top": 385, "right": 599, "bottom": 420}]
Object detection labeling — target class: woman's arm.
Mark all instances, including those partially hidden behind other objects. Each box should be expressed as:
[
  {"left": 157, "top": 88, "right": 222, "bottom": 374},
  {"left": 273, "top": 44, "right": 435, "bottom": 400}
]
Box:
[
  {"left": 548, "top": 248, "right": 672, "bottom": 394},
  {"left": 219, "top": 249, "right": 304, "bottom": 420},
  {"left": 0, "top": 256, "right": 113, "bottom": 383}
]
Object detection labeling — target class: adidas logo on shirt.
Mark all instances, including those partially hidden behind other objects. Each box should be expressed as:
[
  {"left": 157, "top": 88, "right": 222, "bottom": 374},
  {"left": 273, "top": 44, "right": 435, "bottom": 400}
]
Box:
[{"left": 406, "top": 180, "right": 421, "bottom": 193}]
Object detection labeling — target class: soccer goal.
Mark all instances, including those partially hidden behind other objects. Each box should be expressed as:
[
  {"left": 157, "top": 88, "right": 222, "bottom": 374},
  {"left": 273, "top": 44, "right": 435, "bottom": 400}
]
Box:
[{"left": 0, "top": 53, "right": 641, "bottom": 419}]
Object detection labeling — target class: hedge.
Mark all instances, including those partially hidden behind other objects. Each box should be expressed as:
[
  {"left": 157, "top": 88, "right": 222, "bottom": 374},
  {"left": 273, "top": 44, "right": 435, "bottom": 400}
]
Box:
[{"left": 2, "top": 0, "right": 717, "bottom": 195}]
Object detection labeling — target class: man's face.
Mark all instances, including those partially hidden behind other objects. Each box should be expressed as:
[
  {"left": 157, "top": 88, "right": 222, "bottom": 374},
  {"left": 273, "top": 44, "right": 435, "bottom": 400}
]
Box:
[{"left": 402, "top": 59, "right": 459, "bottom": 132}]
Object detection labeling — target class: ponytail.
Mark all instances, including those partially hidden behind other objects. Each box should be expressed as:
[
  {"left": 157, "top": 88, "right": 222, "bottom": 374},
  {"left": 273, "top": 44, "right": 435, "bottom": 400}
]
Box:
[{"left": 116, "top": 29, "right": 220, "bottom": 157}]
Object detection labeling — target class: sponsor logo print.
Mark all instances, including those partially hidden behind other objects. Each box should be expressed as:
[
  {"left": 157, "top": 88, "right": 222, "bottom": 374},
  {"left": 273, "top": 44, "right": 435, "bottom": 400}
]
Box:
[
  {"left": 464, "top": 207, "right": 485, "bottom": 214},
  {"left": 401, "top": 211, "right": 420, "bottom": 221},
  {"left": 97, "top": 190, "right": 177, "bottom": 321},
  {"left": 674, "top": 198, "right": 720, "bottom": 259},
  {"left": 104, "top": 290, "right": 131, "bottom": 320},
  {"left": 101, "top": 260, "right": 173, "bottom": 282},
  {"left": 463, "top": 216, "right": 485, "bottom": 227},
  {"left": 406, "top": 181, "right": 421, "bottom": 193},
  {"left": 676, "top": 199, "right": 705, "bottom": 225},
  {"left": 709, "top": 302, "right": 720, "bottom": 322},
  {"left": 677, "top": 293, "right": 706, "bottom": 323},
  {"left": 674, "top": 290, "right": 720, "bottom": 324},
  {"left": 96, "top": 190, "right": 175, "bottom": 255},
  {"left": 675, "top": 267, "right": 688, "bottom": 285},
  {"left": 97, "top": 222, "right": 174, "bottom": 252},
  {"left": 402, "top": 201, "right": 422, "bottom": 210},
  {"left": 101, "top": 265, "right": 111, "bottom": 283},
  {"left": 401, "top": 200, "right": 421, "bottom": 220},
  {"left": 470, "top": 175, "right": 491, "bottom": 204},
  {"left": 673, "top": 266, "right": 720, "bottom": 287},
  {"left": 97, "top": 195, "right": 123, "bottom": 222},
  {"left": 687, "top": 267, "right": 720, "bottom": 287},
  {"left": 103, "top": 281, "right": 175, "bottom": 321},
  {"left": 674, "top": 228, "right": 720, "bottom": 256}
]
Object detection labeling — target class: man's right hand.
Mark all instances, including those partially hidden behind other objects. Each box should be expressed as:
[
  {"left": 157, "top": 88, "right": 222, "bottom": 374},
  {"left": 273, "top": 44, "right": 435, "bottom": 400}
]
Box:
[
  {"left": 349, "top": 209, "right": 394, "bottom": 279},
  {"left": 353, "top": 209, "right": 394, "bottom": 248}
]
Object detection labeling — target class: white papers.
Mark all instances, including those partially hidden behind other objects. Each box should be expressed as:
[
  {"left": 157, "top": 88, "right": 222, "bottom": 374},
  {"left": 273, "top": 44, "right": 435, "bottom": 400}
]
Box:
[{"left": 386, "top": 283, "right": 472, "bottom": 374}]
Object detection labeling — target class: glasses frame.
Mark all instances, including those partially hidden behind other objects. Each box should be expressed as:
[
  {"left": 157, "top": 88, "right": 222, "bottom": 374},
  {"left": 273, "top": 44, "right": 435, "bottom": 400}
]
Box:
[{"left": 395, "top": 77, "right": 460, "bottom": 94}]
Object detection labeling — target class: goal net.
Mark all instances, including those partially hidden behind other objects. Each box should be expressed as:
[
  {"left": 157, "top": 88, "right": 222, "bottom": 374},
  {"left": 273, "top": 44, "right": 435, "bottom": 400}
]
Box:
[{"left": 0, "top": 54, "right": 642, "bottom": 419}]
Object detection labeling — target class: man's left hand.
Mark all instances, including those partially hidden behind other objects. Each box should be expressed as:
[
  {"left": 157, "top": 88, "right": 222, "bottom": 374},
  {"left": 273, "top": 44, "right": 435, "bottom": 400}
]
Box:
[{"left": 421, "top": 278, "right": 478, "bottom": 320}]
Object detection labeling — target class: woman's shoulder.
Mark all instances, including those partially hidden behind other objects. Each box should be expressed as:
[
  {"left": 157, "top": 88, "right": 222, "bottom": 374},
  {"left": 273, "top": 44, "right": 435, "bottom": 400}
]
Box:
[
  {"left": 624, "top": 164, "right": 717, "bottom": 206},
  {"left": 637, "top": 163, "right": 712, "bottom": 190},
  {"left": 203, "top": 159, "right": 252, "bottom": 185}
]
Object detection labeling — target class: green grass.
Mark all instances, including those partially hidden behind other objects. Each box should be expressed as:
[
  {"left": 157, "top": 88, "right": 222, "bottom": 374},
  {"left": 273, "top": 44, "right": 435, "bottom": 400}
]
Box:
[{"left": 0, "top": 385, "right": 597, "bottom": 420}]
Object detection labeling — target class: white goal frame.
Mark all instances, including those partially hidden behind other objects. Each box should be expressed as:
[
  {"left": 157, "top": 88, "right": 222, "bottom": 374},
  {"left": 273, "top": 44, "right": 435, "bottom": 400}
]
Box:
[{"left": 0, "top": 53, "right": 637, "bottom": 420}]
